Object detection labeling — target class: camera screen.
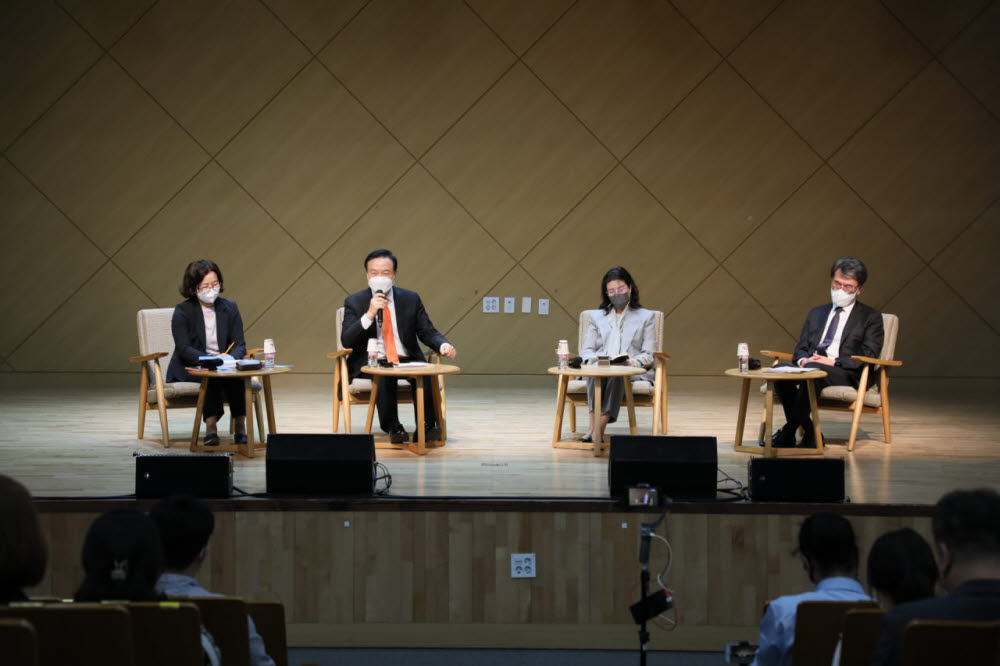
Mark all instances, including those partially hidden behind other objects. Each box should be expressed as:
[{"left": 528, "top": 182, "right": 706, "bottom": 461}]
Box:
[{"left": 627, "top": 486, "right": 659, "bottom": 506}]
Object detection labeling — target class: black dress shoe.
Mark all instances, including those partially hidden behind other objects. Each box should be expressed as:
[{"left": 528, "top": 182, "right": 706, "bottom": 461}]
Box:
[
  {"left": 771, "top": 425, "right": 796, "bottom": 448},
  {"left": 389, "top": 427, "right": 408, "bottom": 444},
  {"left": 234, "top": 433, "right": 248, "bottom": 445},
  {"left": 413, "top": 425, "right": 443, "bottom": 442},
  {"left": 203, "top": 432, "right": 220, "bottom": 446},
  {"left": 798, "top": 430, "right": 824, "bottom": 448},
  {"left": 581, "top": 435, "right": 593, "bottom": 443}
]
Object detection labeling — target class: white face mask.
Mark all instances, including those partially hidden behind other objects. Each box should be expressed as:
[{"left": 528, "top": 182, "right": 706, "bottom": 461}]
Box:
[
  {"left": 830, "top": 288, "right": 855, "bottom": 308},
  {"left": 197, "top": 287, "right": 220, "bottom": 305},
  {"left": 368, "top": 276, "right": 393, "bottom": 294}
]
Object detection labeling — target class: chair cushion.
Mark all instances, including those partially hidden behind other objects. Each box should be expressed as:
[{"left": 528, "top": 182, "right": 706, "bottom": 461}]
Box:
[
  {"left": 566, "top": 377, "right": 655, "bottom": 396},
  {"left": 146, "top": 380, "right": 262, "bottom": 404},
  {"left": 349, "top": 377, "right": 412, "bottom": 396},
  {"left": 759, "top": 381, "right": 881, "bottom": 407}
]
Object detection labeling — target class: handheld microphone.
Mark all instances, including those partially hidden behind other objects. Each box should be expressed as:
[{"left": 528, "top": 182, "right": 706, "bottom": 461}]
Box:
[{"left": 375, "top": 290, "right": 384, "bottom": 328}]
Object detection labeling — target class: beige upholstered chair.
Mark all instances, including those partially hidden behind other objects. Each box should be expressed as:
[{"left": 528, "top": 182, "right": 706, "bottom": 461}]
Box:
[
  {"left": 329, "top": 307, "right": 443, "bottom": 433},
  {"left": 564, "top": 310, "right": 670, "bottom": 435},
  {"left": 129, "top": 308, "right": 264, "bottom": 446},
  {"left": 761, "top": 313, "right": 902, "bottom": 451}
]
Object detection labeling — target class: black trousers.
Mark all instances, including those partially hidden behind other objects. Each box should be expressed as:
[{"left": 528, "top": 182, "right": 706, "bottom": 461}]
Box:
[
  {"left": 202, "top": 377, "right": 246, "bottom": 422},
  {"left": 373, "top": 357, "right": 437, "bottom": 433},
  {"left": 774, "top": 362, "right": 866, "bottom": 428}
]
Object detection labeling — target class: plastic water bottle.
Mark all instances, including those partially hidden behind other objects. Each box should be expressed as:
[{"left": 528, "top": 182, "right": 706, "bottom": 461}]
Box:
[
  {"left": 557, "top": 339, "right": 569, "bottom": 370},
  {"left": 367, "top": 338, "right": 379, "bottom": 368},
  {"left": 264, "top": 338, "right": 276, "bottom": 370},
  {"left": 738, "top": 342, "right": 749, "bottom": 373}
]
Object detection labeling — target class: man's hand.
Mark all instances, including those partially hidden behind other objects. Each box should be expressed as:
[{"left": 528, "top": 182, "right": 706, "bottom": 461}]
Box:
[
  {"left": 367, "top": 292, "right": 388, "bottom": 320},
  {"left": 440, "top": 343, "right": 457, "bottom": 359},
  {"left": 806, "top": 353, "right": 835, "bottom": 367}
]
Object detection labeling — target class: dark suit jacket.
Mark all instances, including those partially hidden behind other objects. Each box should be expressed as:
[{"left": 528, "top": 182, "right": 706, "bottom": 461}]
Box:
[
  {"left": 869, "top": 579, "right": 1000, "bottom": 666},
  {"left": 166, "top": 297, "right": 247, "bottom": 383},
  {"left": 341, "top": 286, "right": 448, "bottom": 379},
  {"left": 793, "top": 300, "right": 884, "bottom": 380}
]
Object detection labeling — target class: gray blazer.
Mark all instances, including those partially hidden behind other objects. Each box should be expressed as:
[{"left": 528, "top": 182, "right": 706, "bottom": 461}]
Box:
[{"left": 580, "top": 307, "right": 657, "bottom": 371}]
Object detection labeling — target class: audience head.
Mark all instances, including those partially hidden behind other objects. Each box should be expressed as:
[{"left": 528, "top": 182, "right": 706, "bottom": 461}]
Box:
[
  {"left": 797, "top": 512, "right": 859, "bottom": 583},
  {"left": 932, "top": 487, "right": 1000, "bottom": 591},
  {"left": 180, "top": 259, "right": 224, "bottom": 299},
  {"left": 0, "top": 475, "right": 47, "bottom": 600},
  {"left": 867, "top": 527, "right": 938, "bottom": 608},
  {"left": 599, "top": 266, "right": 642, "bottom": 312},
  {"left": 75, "top": 509, "right": 164, "bottom": 602},
  {"left": 150, "top": 494, "right": 215, "bottom": 572}
]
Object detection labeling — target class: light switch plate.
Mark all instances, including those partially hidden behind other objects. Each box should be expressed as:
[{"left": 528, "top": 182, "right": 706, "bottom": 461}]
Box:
[
  {"left": 538, "top": 298, "right": 549, "bottom": 315},
  {"left": 504, "top": 297, "right": 515, "bottom": 313},
  {"left": 521, "top": 297, "right": 532, "bottom": 313}
]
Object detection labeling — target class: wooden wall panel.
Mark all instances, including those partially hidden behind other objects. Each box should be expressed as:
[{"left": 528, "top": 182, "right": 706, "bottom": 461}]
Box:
[{"left": 1, "top": 1, "right": 996, "bottom": 377}]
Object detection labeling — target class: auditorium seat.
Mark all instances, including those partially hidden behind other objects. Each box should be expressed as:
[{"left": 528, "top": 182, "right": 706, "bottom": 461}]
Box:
[
  {"left": 792, "top": 600, "right": 878, "bottom": 666},
  {"left": 173, "top": 596, "right": 251, "bottom": 666},
  {"left": 127, "top": 601, "right": 204, "bottom": 666},
  {"left": 760, "top": 312, "right": 902, "bottom": 451},
  {"left": 901, "top": 619, "right": 1000, "bottom": 666},
  {"left": 0, "top": 603, "right": 135, "bottom": 666},
  {"left": 247, "top": 600, "right": 288, "bottom": 666},
  {"left": 130, "top": 308, "right": 265, "bottom": 446},
  {"left": 838, "top": 607, "right": 885, "bottom": 666},
  {"left": 0, "top": 618, "right": 39, "bottom": 666},
  {"left": 564, "top": 309, "right": 670, "bottom": 436}
]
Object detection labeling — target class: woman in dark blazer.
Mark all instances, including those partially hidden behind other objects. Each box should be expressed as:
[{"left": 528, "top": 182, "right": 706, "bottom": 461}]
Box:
[{"left": 167, "top": 260, "right": 247, "bottom": 445}]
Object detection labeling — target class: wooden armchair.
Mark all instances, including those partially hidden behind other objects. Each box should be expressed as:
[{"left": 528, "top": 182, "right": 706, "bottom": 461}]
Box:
[
  {"left": 247, "top": 601, "right": 287, "bottom": 666},
  {"left": 130, "top": 308, "right": 265, "bottom": 446},
  {"left": 761, "top": 313, "right": 902, "bottom": 451},
  {"left": 328, "top": 307, "right": 444, "bottom": 433},
  {"left": 839, "top": 607, "right": 886, "bottom": 666},
  {"left": 564, "top": 310, "right": 670, "bottom": 435},
  {"left": 792, "top": 600, "right": 878, "bottom": 666},
  {"left": 901, "top": 620, "right": 1000, "bottom": 666}
]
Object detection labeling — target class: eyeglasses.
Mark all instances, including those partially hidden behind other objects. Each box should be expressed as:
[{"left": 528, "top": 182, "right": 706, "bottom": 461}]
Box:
[
  {"left": 831, "top": 279, "right": 859, "bottom": 294},
  {"left": 606, "top": 286, "right": 630, "bottom": 296},
  {"left": 197, "top": 281, "right": 220, "bottom": 292}
]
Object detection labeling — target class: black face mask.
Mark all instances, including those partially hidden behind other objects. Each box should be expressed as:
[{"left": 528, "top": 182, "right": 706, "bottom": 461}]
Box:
[{"left": 609, "top": 293, "right": 630, "bottom": 310}]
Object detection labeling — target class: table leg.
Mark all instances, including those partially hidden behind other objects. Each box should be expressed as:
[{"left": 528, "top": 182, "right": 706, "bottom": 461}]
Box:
[
  {"left": 806, "top": 378, "right": 824, "bottom": 453},
  {"left": 763, "top": 380, "right": 775, "bottom": 458},
  {"left": 242, "top": 377, "right": 255, "bottom": 458},
  {"left": 190, "top": 378, "right": 208, "bottom": 452},
  {"left": 415, "top": 379, "right": 426, "bottom": 456},
  {"left": 430, "top": 374, "right": 446, "bottom": 445},
  {"left": 592, "top": 380, "right": 603, "bottom": 456},
  {"left": 365, "top": 377, "right": 379, "bottom": 434},
  {"left": 552, "top": 375, "right": 568, "bottom": 447},
  {"left": 733, "top": 378, "right": 750, "bottom": 451},
  {"left": 624, "top": 379, "right": 637, "bottom": 436},
  {"left": 263, "top": 375, "right": 276, "bottom": 434}
]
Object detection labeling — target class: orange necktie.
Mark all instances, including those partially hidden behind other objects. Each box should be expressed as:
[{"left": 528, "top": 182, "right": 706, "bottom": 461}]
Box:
[{"left": 381, "top": 303, "right": 400, "bottom": 364}]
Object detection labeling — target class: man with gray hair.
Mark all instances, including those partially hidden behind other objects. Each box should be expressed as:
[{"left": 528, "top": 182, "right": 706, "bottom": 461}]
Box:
[{"left": 772, "top": 257, "right": 884, "bottom": 448}]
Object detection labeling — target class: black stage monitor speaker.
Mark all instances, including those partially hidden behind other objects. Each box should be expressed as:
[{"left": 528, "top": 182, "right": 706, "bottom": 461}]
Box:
[
  {"left": 609, "top": 435, "right": 718, "bottom": 500},
  {"left": 748, "top": 457, "right": 845, "bottom": 503},
  {"left": 135, "top": 454, "right": 233, "bottom": 499},
  {"left": 266, "top": 433, "right": 375, "bottom": 495}
]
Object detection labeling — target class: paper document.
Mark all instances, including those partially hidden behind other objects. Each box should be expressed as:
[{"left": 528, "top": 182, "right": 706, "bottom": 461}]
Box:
[
  {"left": 396, "top": 362, "right": 429, "bottom": 367},
  {"left": 762, "top": 365, "right": 812, "bottom": 373}
]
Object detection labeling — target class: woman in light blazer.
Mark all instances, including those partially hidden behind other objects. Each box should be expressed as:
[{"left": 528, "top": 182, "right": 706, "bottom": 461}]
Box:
[{"left": 580, "top": 267, "right": 656, "bottom": 444}]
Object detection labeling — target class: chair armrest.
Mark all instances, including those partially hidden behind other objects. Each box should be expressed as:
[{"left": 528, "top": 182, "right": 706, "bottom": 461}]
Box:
[
  {"left": 851, "top": 355, "right": 902, "bottom": 367},
  {"left": 653, "top": 351, "right": 671, "bottom": 361},
  {"left": 130, "top": 352, "right": 168, "bottom": 363},
  {"left": 246, "top": 347, "right": 263, "bottom": 358},
  {"left": 326, "top": 349, "right": 351, "bottom": 359},
  {"left": 761, "top": 350, "right": 792, "bottom": 361}
]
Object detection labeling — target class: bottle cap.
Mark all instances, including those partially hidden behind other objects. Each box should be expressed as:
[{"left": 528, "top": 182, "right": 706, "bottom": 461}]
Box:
[
  {"left": 737, "top": 342, "right": 749, "bottom": 356},
  {"left": 367, "top": 338, "right": 379, "bottom": 353},
  {"left": 264, "top": 338, "right": 275, "bottom": 353},
  {"left": 557, "top": 339, "right": 569, "bottom": 354}
]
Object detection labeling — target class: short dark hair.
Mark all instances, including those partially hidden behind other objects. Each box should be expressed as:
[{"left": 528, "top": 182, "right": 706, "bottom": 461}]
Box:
[
  {"left": 150, "top": 494, "right": 215, "bottom": 571},
  {"left": 867, "top": 528, "right": 938, "bottom": 606},
  {"left": 75, "top": 509, "right": 164, "bottom": 602},
  {"left": 0, "top": 474, "right": 47, "bottom": 593},
  {"left": 932, "top": 488, "right": 1000, "bottom": 563},
  {"left": 599, "top": 266, "right": 643, "bottom": 312},
  {"left": 364, "top": 249, "right": 397, "bottom": 272},
  {"left": 798, "top": 512, "right": 859, "bottom": 578},
  {"left": 179, "top": 259, "right": 224, "bottom": 299},
  {"left": 830, "top": 256, "right": 868, "bottom": 286}
]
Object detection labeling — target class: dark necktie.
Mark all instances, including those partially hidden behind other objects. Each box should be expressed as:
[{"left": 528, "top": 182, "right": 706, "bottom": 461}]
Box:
[{"left": 816, "top": 307, "right": 843, "bottom": 355}]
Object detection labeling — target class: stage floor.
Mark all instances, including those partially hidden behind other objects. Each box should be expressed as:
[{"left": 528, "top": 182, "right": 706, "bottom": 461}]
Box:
[{"left": 1, "top": 375, "right": 998, "bottom": 504}]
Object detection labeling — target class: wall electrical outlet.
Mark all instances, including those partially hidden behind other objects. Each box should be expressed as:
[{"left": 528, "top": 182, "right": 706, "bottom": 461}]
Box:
[
  {"left": 511, "top": 553, "right": 536, "bottom": 578},
  {"left": 503, "top": 297, "right": 515, "bottom": 313},
  {"left": 483, "top": 297, "right": 500, "bottom": 313},
  {"left": 538, "top": 298, "right": 549, "bottom": 315}
]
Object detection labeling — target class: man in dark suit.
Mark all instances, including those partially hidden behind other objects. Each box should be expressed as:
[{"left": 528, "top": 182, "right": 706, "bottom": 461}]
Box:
[
  {"left": 869, "top": 488, "right": 1000, "bottom": 666},
  {"left": 773, "top": 256, "right": 884, "bottom": 448},
  {"left": 341, "top": 249, "right": 457, "bottom": 444}
]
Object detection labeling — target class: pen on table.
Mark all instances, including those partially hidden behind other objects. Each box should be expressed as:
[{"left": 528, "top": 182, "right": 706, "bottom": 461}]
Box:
[{"left": 221, "top": 342, "right": 234, "bottom": 356}]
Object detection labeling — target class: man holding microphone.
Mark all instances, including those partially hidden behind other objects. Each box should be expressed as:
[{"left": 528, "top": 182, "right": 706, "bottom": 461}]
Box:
[{"left": 341, "top": 249, "right": 457, "bottom": 444}]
